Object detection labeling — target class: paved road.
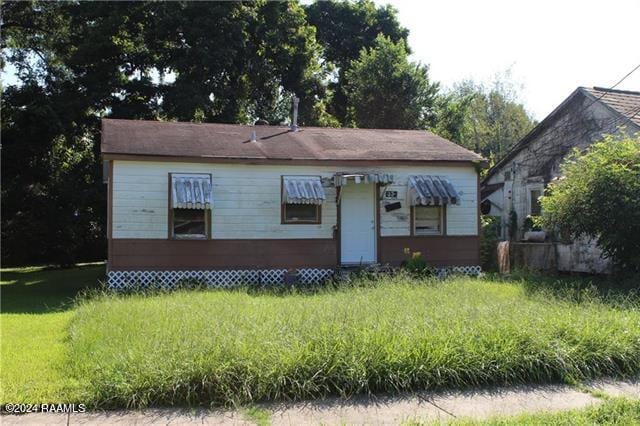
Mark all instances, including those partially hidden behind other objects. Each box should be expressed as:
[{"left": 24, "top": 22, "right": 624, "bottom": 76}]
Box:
[{"left": 3, "top": 378, "right": 638, "bottom": 425}]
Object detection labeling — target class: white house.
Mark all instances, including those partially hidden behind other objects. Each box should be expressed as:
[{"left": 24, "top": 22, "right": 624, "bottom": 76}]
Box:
[
  {"left": 482, "top": 87, "right": 640, "bottom": 273},
  {"left": 102, "top": 118, "right": 485, "bottom": 289}
]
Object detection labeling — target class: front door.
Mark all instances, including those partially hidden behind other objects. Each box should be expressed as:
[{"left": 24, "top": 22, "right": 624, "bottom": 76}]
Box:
[{"left": 340, "top": 183, "right": 376, "bottom": 264}]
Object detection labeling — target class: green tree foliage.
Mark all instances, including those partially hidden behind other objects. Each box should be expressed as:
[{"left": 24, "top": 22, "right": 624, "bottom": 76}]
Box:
[
  {"left": 1, "top": 1, "right": 527, "bottom": 266},
  {"left": 441, "top": 77, "right": 536, "bottom": 160},
  {"left": 0, "top": 1, "right": 328, "bottom": 266},
  {"left": 305, "top": 0, "right": 408, "bottom": 125},
  {"left": 344, "top": 35, "right": 438, "bottom": 129},
  {"left": 480, "top": 215, "right": 500, "bottom": 271},
  {"left": 540, "top": 134, "right": 640, "bottom": 272}
]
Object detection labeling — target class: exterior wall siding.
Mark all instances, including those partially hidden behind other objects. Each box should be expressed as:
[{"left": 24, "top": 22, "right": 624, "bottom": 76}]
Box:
[
  {"left": 484, "top": 91, "right": 639, "bottom": 239},
  {"left": 109, "top": 237, "right": 479, "bottom": 270},
  {"left": 380, "top": 236, "right": 480, "bottom": 266},
  {"left": 110, "top": 238, "right": 337, "bottom": 270},
  {"left": 112, "top": 160, "right": 479, "bottom": 240}
]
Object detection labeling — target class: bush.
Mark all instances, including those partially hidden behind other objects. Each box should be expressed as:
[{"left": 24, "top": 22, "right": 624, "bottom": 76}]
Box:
[
  {"left": 480, "top": 215, "right": 499, "bottom": 271},
  {"left": 522, "top": 215, "right": 543, "bottom": 232},
  {"left": 508, "top": 210, "right": 518, "bottom": 241},
  {"left": 541, "top": 134, "right": 640, "bottom": 272},
  {"left": 401, "top": 248, "right": 436, "bottom": 277}
]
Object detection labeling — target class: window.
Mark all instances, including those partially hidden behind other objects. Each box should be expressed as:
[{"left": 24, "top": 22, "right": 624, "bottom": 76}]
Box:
[
  {"left": 413, "top": 206, "right": 443, "bottom": 236},
  {"left": 281, "top": 175, "right": 324, "bottom": 224},
  {"left": 282, "top": 204, "right": 321, "bottom": 224},
  {"left": 504, "top": 171, "right": 512, "bottom": 181},
  {"left": 529, "top": 189, "right": 542, "bottom": 216},
  {"left": 169, "top": 173, "right": 212, "bottom": 239},
  {"left": 171, "top": 208, "right": 209, "bottom": 239}
]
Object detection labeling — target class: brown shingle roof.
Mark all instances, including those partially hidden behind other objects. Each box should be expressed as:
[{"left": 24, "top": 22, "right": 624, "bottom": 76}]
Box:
[
  {"left": 101, "top": 119, "right": 484, "bottom": 163},
  {"left": 583, "top": 87, "right": 640, "bottom": 126},
  {"left": 483, "top": 86, "right": 640, "bottom": 183}
]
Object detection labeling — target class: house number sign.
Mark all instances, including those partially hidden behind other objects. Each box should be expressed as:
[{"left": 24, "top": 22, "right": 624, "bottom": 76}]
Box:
[{"left": 384, "top": 190, "right": 398, "bottom": 199}]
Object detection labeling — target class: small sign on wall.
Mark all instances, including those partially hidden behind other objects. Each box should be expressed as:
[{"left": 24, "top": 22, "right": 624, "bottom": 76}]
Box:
[
  {"left": 384, "top": 190, "right": 398, "bottom": 199},
  {"left": 384, "top": 202, "right": 402, "bottom": 212}
]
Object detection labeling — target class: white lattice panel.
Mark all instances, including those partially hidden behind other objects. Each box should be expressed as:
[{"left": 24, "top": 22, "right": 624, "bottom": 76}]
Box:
[
  {"left": 107, "top": 266, "right": 479, "bottom": 291},
  {"left": 107, "top": 268, "right": 335, "bottom": 291},
  {"left": 436, "top": 265, "right": 482, "bottom": 278}
]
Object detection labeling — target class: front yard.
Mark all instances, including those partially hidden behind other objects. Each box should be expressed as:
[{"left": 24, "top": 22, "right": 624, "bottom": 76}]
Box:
[{"left": 1, "top": 266, "right": 639, "bottom": 410}]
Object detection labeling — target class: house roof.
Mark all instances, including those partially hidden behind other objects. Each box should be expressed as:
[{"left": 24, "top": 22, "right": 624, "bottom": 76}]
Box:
[
  {"left": 101, "top": 119, "right": 484, "bottom": 164},
  {"left": 483, "top": 86, "right": 640, "bottom": 182},
  {"left": 583, "top": 87, "right": 640, "bottom": 127},
  {"left": 481, "top": 182, "right": 503, "bottom": 199}
]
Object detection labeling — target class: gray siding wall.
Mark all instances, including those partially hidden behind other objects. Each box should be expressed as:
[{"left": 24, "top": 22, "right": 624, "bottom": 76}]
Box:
[{"left": 486, "top": 90, "right": 639, "bottom": 239}]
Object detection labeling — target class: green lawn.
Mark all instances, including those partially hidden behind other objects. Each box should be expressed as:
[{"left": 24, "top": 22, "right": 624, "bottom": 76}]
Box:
[
  {"left": 0, "top": 264, "right": 103, "bottom": 403},
  {"left": 1, "top": 266, "right": 639, "bottom": 410}
]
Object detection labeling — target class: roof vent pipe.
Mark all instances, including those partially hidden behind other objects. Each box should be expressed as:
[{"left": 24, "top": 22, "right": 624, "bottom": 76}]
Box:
[
  {"left": 250, "top": 130, "right": 257, "bottom": 143},
  {"left": 290, "top": 95, "right": 300, "bottom": 132}
]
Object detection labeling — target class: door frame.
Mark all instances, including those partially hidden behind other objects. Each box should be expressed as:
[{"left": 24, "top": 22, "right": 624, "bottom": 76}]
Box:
[{"left": 337, "top": 183, "right": 379, "bottom": 265}]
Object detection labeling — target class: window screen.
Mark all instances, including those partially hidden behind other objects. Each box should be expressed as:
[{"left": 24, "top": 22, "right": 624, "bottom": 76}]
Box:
[
  {"left": 414, "top": 206, "right": 442, "bottom": 235},
  {"left": 173, "top": 208, "right": 207, "bottom": 238},
  {"left": 530, "top": 189, "right": 542, "bottom": 216},
  {"left": 283, "top": 204, "right": 320, "bottom": 224}
]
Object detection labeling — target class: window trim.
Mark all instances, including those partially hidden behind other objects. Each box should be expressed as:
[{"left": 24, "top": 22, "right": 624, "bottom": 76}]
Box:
[
  {"left": 410, "top": 205, "right": 446, "bottom": 237},
  {"left": 168, "top": 172, "right": 212, "bottom": 240},
  {"left": 527, "top": 184, "right": 544, "bottom": 217},
  {"left": 280, "top": 176, "right": 322, "bottom": 224}
]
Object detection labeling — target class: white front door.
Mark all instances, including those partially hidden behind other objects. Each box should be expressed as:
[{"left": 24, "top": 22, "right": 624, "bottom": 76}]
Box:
[{"left": 340, "top": 183, "right": 376, "bottom": 264}]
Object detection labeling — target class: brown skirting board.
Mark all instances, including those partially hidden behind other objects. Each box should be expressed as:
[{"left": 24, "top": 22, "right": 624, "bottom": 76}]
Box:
[
  {"left": 109, "top": 236, "right": 479, "bottom": 270},
  {"left": 379, "top": 236, "right": 480, "bottom": 267}
]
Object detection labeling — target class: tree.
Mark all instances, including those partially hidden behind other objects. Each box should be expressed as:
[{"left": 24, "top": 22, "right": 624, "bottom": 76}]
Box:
[
  {"left": 344, "top": 35, "right": 438, "bottom": 129},
  {"left": 0, "top": 1, "right": 331, "bottom": 266},
  {"left": 540, "top": 134, "right": 640, "bottom": 272},
  {"left": 150, "top": 1, "right": 328, "bottom": 125},
  {"left": 441, "top": 76, "right": 536, "bottom": 159},
  {"left": 305, "top": 0, "right": 408, "bottom": 125},
  {"left": 431, "top": 92, "right": 474, "bottom": 144}
]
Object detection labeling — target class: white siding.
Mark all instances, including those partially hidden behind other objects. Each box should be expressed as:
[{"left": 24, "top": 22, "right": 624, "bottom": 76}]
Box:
[
  {"left": 377, "top": 166, "right": 478, "bottom": 236},
  {"left": 112, "top": 161, "right": 478, "bottom": 239}
]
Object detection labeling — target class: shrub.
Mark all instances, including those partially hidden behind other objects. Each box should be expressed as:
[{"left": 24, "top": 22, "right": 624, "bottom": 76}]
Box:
[
  {"left": 541, "top": 134, "right": 640, "bottom": 272},
  {"left": 480, "top": 215, "right": 499, "bottom": 271},
  {"left": 401, "top": 248, "right": 435, "bottom": 277},
  {"left": 508, "top": 210, "right": 518, "bottom": 240},
  {"left": 522, "top": 215, "right": 543, "bottom": 232}
]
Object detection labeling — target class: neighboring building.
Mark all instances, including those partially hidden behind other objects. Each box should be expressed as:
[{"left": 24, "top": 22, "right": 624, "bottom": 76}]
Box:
[
  {"left": 482, "top": 87, "right": 640, "bottom": 273},
  {"left": 102, "top": 118, "right": 485, "bottom": 289}
]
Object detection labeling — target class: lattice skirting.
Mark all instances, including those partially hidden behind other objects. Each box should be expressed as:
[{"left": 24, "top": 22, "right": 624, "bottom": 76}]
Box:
[
  {"left": 107, "top": 268, "right": 336, "bottom": 291},
  {"left": 107, "top": 265, "right": 482, "bottom": 291},
  {"left": 437, "top": 265, "right": 482, "bottom": 276}
]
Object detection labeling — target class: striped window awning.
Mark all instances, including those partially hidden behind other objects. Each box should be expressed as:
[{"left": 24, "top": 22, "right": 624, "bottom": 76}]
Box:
[
  {"left": 408, "top": 175, "right": 459, "bottom": 206},
  {"left": 282, "top": 176, "right": 326, "bottom": 205},
  {"left": 332, "top": 173, "right": 394, "bottom": 187},
  {"left": 171, "top": 174, "right": 213, "bottom": 209}
]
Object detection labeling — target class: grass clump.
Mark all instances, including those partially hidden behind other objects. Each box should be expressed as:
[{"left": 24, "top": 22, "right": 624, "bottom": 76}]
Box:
[
  {"left": 431, "top": 397, "right": 640, "bottom": 425},
  {"left": 68, "top": 274, "right": 640, "bottom": 408}
]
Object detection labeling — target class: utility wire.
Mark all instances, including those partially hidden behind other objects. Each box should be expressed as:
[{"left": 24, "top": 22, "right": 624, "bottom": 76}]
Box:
[{"left": 488, "top": 62, "right": 640, "bottom": 176}]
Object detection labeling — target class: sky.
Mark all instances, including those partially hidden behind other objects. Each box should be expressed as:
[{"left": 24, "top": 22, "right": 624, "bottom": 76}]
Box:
[{"left": 376, "top": 0, "right": 640, "bottom": 120}]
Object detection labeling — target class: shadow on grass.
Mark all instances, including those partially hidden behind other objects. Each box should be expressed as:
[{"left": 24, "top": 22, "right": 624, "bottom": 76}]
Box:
[
  {"left": 1, "top": 263, "right": 105, "bottom": 314},
  {"left": 502, "top": 270, "right": 639, "bottom": 306}
]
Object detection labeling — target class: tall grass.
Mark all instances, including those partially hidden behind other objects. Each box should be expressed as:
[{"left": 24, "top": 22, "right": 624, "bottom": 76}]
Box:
[
  {"left": 68, "top": 275, "right": 640, "bottom": 407},
  {"left": 406, "top": 397, "right": 640, "bottom": 425}
]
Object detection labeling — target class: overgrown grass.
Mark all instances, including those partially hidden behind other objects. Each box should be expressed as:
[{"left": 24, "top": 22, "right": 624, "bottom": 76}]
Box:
[
  {"left": 408, "top": 397, "right": 640, "bottom": 425},
  {"left": 0, "top": 264, "right": 103, "bottom": 403},
  {"left": 68, "top": 274, "right": 640, "bottom": 408}
]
